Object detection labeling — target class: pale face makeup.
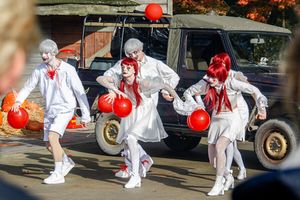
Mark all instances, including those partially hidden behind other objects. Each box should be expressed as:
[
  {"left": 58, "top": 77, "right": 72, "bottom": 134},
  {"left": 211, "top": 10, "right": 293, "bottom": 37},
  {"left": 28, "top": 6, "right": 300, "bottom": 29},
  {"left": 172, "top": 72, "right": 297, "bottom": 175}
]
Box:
[
  {"left": 41, "top": 52, "right": 55, "bottom": 65},
  {"left": 121, "top": 64, "right": 135, "bottom": 79},
  {"left": 127, "top": 49, "right": 144, "bottom": 62},
  {"left": 206, "top": 76, "right": 222, "bottom": 88}
]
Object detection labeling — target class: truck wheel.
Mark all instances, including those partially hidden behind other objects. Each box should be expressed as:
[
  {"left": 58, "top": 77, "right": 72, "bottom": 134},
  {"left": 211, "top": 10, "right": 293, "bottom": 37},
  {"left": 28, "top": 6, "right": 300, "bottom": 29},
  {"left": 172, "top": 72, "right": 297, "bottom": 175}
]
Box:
[
  {"left": 95, "top": 113, "right": 123, "bottom": 155},
  {"left": 254, "top": 119, "right": 298, "bottom": 170},
  {"left": 164, "top": 134, "right": 201, "bottom": 151}
]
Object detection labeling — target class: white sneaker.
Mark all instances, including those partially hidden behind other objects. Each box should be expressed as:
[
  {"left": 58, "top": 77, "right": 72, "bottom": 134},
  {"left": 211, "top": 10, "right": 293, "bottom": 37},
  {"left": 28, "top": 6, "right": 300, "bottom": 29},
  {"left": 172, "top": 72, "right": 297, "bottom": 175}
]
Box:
[
  {"left": 124, "top": 175, "right": 141, "bottom": 189},
  {"left": 142, "top": 156, "right": 153, "bottom": 172},
  {"left": 115, "top": 169, "right": 130, "bottom": 178},
  {"left": 115, "top": 164, "right": 130, "bottom": 178},
  {"left": 62, "top": 158, "right": 75, "bottom": 176},
  {"left": 43, "top": 171, "right": 65, "bottom": 184}
]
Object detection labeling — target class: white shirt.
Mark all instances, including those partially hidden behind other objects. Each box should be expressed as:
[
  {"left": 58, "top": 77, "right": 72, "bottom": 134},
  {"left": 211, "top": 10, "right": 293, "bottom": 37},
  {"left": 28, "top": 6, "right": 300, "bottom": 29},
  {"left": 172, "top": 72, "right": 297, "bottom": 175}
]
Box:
[
  {"left": 16, "top": 61, "right": 91, "bottom": 122},
  {"left": 104, "top": 55, "right": 180, "bottom": 105}
]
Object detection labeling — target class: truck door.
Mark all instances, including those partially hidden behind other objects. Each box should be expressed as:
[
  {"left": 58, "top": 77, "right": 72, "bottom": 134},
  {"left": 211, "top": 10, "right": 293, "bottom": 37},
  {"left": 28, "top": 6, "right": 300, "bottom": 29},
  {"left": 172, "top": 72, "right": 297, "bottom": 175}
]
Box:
[{"left": 177, "top": 29, "right": 226, "bottom": 125}]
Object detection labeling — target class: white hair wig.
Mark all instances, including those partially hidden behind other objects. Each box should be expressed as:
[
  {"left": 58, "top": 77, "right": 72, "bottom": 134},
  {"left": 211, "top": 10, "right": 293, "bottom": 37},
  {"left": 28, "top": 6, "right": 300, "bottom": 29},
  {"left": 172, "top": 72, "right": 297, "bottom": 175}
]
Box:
[
  {"left": 124, "top": 38, "right": 143, "bottom": 57},
  {"left": 39, "top": 39, "right": 58, "bottom": 55}
]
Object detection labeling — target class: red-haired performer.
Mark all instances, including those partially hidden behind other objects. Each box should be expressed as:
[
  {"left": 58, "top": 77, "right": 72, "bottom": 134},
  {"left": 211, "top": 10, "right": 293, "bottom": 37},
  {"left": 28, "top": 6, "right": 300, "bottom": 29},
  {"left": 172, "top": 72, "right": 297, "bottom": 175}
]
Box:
[
  {"left": 104, "top": 38, "right": 180, "bottom": 178},
  {"left": 97, "top": 58, "right": 178, "bottom": 189},
  {"left": 211, "top": 53, "right": 249, "bottom": 184},
  {"left": 174, "top": 54, "right": 267, "bottom": 196}
]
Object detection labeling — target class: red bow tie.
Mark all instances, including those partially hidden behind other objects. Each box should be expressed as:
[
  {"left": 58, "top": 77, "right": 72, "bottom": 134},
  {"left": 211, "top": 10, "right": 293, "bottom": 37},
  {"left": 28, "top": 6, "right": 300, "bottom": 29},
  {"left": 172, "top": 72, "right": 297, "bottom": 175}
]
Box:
[{"left": 46, "top": 68, "right": 57, "bottom": 80}]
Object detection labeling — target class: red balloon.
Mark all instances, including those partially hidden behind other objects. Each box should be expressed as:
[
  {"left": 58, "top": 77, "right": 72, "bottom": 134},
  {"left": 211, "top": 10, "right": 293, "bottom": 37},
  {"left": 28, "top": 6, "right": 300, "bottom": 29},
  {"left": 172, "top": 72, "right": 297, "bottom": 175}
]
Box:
[
  {"left": 98, "top": 94, "right": 113, "bottom": 113},
  {"left": 145, "top": 3, "right": 163, "bottom": 21},
  {"left": 187, "top": 115, "right": 194, "bottom": 130},
  {"left": 188, "top": 109, "right": 210, "bottom": 131},
  {"left": 7, "top": 108, "right": 29, "bottom": 129},
  {"left": 113, "top": 97, "right": 132, "bottom": 118}
]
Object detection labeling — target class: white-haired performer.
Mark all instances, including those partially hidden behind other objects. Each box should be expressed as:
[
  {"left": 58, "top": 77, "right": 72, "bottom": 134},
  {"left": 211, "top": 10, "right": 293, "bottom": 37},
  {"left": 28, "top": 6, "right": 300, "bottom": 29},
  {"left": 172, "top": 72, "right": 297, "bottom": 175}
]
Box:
[
  {"left": 12, "top": 39, "right": 91, "bottom": 184},
  {"left": 104, "top": 38, "right": 180, "bottom": 178}
]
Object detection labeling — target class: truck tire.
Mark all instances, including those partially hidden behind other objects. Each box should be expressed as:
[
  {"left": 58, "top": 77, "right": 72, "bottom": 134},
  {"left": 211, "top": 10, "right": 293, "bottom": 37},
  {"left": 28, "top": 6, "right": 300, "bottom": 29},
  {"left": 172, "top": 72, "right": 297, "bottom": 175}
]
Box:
[
  {"left": 254, "top": 119, "right": 298, "bottom": 170},
  {"left": 164, "top": 134, "right": 201, "bottom": 151},
  {"left": 95, "top": 113, "right": 123, "bottom": 155}
]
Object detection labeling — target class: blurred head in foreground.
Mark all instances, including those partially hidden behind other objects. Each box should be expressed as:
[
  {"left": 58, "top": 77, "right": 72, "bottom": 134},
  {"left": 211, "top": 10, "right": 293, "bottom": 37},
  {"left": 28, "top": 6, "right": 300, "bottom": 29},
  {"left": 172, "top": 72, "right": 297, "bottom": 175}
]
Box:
[{"left": 0, "top": 0, "right": 39, "bottom": 94}]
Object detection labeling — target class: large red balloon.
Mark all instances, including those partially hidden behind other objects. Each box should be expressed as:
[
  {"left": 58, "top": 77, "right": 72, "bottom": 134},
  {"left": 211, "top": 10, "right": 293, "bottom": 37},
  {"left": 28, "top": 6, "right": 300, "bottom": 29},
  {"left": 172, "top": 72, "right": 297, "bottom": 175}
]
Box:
[
  {"left": 7, "top": 108, "right": 29, "bottom": 129},
  {"left": 145, "top": 3, "right": 163, "bottom": 21},
  {"left": 98, "top": 94, "right": 113, "bottom": 113},
  {"left": 113, "top": 97, "right": 132, "bottom": 118},
  {"left": 187, "top": 115, "right": 194, "bottom": 130},
  {"left": 187, "top": 109, "right": 210, "bottom": 131}
]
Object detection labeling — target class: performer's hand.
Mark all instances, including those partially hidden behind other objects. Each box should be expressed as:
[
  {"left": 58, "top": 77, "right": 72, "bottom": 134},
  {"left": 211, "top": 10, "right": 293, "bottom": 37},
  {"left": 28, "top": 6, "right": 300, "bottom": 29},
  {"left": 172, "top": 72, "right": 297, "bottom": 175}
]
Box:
[
  {"left": 162, "top": 93, "right": 174, "bottom": 101},
  {"left": 11, "top": 102, "right": 21, "bottom": 112},
  {"left": 196, "top": 106, "right": 204, "bottom": 110},
  {"left": 114, "top": 90, "right": 128, "bottom": 99},
  {"left": 256, "top": 112, "right": 266, "bottom": 120},
  {"left": 105, "top": 91, "right": 117, "bottom": 103}
]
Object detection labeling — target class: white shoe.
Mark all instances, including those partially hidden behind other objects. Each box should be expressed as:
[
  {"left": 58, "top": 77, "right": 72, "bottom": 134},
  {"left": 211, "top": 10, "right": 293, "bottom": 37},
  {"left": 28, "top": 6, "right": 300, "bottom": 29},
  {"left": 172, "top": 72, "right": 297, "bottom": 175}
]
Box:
[
  {"left": 115, "top": 164, "right": 130, "bottom": 178},
  {"left": 142, "top": 156, "right": 153, "bottom": 172},
  {"left": 124, "top": 175, "right": 141, "bottom": 189},
  {"left": 224, "top": 173, "right": 235, "bottom": 191},
  {"left": 237, "top": 168, "right": 247, "bottom": 180},
  {"left": 115, "top": 169, "right": 130, "bottom": 178},
  {"left": 62, "top": 158, "right": 75, "bottom": 176},
  {"left": 207, "top": 176, "right": 224, "bottom": 196},
  {"left": 43, "top": 172, "right": 65, "bottom": 184}
]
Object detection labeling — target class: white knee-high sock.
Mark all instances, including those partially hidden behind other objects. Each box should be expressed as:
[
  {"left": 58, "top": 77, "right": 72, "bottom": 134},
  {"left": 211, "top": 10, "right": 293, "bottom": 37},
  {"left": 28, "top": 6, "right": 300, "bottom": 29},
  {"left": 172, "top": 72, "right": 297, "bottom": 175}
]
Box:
[
  {"left": 63, "top": 153, "right": 69, "bottom": 163},
  {"left": 54, "top": 162, "right": 63, "bottom": 174},
  {"left": 126, "top": 135, "right": 140, "bottom": 177},
  {"left": 225, "top": 142, "right": 234, "bottom": 175},
  {"left": 233, "top": 141, "right": 245, "bottom": 169}
]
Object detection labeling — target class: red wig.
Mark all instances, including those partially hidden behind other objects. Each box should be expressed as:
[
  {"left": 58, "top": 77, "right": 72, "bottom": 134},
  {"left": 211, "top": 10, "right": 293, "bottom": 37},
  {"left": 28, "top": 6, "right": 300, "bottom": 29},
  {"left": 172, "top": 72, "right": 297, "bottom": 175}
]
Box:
[
  {"left": 120, "top": 58, "right": 142, "bottom": 107},
  {"left": 211, "top": 52, "right": 231, "bottom": 71},
  {"left": 203, "top": 56, "right": 232, "bottom": 113}
]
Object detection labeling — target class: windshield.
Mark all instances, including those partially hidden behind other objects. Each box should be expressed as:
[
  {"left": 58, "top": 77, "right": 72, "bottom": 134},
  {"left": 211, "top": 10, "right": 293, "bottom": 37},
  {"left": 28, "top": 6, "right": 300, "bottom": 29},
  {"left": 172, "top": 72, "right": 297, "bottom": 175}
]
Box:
[{"left": 228, "top": 32, "right": 290, "bottom": 69}]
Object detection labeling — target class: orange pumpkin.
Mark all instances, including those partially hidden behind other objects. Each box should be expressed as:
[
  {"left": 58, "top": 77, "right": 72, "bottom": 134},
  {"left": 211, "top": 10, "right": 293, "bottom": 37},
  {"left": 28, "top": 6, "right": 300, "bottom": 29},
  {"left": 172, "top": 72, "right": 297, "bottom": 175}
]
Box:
[
  {"left": 3, "top": 91, "right": 16, "bottom": 106},
  {"left": 2, "top": 104, "right": 12, "bottom": 112},
  {"left": 0, "top": 111, "right": 2, "bottom": 126},
  {"left": 25, "top": 120, "right": 43, "bottom": 131}
]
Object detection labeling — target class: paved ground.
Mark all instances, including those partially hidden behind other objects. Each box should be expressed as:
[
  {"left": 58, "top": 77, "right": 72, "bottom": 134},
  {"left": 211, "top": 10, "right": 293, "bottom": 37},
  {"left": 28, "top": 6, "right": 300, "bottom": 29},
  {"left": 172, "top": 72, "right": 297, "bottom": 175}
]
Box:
[{"left": 0, "top": 125, "right": 267, "bottom": 200}]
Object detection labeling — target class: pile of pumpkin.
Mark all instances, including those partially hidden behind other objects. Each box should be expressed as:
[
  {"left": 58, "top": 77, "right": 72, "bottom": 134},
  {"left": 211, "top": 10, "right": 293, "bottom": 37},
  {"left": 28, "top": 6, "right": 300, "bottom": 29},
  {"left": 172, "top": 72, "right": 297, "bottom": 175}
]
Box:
[{"left": 0, "top": 91, "right": 44, "bottom": 136}]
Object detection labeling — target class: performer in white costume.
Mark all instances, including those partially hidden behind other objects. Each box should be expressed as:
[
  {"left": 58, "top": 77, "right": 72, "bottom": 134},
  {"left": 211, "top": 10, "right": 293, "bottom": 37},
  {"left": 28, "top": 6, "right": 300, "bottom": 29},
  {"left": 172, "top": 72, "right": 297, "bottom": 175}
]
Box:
[
  {"left": 211, "top": 54, "right": 249, "bottom": 191},
  {"left": 97, "top": 58, "right": 178, "bottom": 188},
  {"left": 12, "top": 39, "right": 91, "bottom": 184},
  {"left": 173, "top": 53, "right": 267, "bottom": 196},
  {"left": 103, "top": 38, "right": 179, "bottom": 178},
  {"left": 195, "top": 54, "right": 249, "bottom": 186}
]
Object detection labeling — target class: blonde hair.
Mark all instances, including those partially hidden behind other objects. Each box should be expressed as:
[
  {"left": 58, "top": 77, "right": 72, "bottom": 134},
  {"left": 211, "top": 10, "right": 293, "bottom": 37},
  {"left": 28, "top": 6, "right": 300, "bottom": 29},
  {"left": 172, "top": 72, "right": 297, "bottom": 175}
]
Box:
[{"left": 0, "top": 0, "right": 39, "bottom": 75}]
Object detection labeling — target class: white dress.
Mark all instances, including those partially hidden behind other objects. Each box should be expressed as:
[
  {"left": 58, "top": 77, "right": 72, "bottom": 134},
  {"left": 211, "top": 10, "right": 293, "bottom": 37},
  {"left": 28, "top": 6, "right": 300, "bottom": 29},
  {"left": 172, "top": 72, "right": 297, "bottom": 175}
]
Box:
[
  {"left": 173, "top": 75, "right": 267, "bottom": 144},
  {"left": 115, "top": 77, "right": 168, "bottom": 144}
]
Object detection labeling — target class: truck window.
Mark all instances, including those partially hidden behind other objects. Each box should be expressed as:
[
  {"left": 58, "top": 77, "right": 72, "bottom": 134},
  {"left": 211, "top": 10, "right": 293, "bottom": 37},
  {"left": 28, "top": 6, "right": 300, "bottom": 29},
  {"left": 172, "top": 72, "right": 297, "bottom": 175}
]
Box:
[
  {"left": 85, "top": 16, "right": 169, "bottom": 70},
  {"left": 185, "top": 31, "right": 225, "bottom": 71},
  {"left": 228, "top": 32, "right": 290, "bottom": 71}
]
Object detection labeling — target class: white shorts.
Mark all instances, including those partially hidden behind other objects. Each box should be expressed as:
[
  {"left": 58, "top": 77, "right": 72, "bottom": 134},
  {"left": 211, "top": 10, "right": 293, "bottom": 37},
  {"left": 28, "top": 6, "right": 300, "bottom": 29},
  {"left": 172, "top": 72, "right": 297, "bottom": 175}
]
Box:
[{"left": 43, "top": 112, "right": 74, "bottom": 141}]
